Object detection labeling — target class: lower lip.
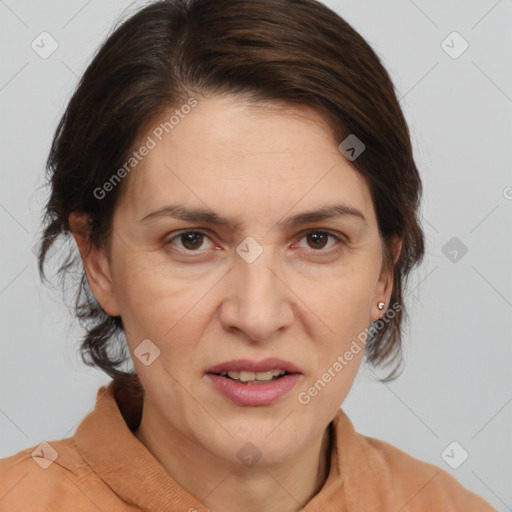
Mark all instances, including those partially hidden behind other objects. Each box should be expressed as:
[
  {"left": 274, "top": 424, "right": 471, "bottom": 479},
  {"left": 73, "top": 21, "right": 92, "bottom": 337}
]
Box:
[{"left": 206, "top": 373, "right": 302, "bottom": 406}]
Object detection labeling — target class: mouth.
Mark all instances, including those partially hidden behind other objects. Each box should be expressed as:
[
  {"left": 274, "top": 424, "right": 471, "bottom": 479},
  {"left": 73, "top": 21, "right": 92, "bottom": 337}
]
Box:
[
  {"left": 205, "top": 358, "right": 303, "bottom": 406},
  {"left": 210, "top": 369, "right": 292, "bottom": 385},
  {"left": 206, "top": 357, "right": 302, "bottom": 379}
]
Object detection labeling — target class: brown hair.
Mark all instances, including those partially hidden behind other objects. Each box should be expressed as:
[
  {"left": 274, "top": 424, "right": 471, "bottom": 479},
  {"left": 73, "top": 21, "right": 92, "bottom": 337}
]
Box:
[{"left": 37, "top": 0, "right": 425, "bottom": 395}]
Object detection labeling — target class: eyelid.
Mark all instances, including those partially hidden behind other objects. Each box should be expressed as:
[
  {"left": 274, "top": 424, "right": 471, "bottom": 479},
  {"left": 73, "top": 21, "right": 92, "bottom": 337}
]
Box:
[
  {"left": 292, "top": 229, "right": 345, "bottom": 252},
  {"left": 164, "top": 228, "right": 346, "bottom": 254},
  {"left": 164, "top": 229, "right": 218, "bottom": 252}
]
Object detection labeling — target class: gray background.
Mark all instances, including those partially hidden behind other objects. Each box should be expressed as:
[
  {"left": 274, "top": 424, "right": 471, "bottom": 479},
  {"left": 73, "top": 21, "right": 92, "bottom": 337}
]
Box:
[{"left": 0, "top": 0, "right": 511, "bottom": 509}]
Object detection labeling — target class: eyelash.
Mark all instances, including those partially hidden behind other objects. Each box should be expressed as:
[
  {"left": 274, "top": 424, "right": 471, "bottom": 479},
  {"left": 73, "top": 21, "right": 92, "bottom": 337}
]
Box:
[{"left": 164, "top": 230, "right": 345, "bottom": 256}]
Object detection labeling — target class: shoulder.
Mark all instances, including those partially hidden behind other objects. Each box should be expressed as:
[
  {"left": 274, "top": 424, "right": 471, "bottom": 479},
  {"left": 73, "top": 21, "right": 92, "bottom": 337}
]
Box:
[
  {"left": 360, "top": 434, "right": 496, "bottom": 511},
  {"left": 0, "top": 438, "right": 126, "bottom": 511}
]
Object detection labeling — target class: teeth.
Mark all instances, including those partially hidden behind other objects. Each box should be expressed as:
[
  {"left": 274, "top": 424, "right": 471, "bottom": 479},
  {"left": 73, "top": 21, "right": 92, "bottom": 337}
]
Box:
[
  {"left": 255, "top": 370, "right": 274, "bottom": 380},
  {"left": 220, "top": 369, "right": 287, "bottom": 382},
  {"left": 239, "top": 371, "right": 255, "bottom": 382}
]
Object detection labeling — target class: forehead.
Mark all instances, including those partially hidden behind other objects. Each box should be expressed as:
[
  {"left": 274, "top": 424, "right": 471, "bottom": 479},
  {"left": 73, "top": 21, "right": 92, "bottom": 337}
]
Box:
[{"left": 116, "top": 95, "right": 374, "bottom": 226}]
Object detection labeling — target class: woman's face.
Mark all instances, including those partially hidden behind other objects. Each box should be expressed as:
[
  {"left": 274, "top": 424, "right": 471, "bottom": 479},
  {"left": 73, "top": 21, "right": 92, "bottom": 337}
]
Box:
[{"left": 77, "top": 94, "right": 397, "bottom": 466}]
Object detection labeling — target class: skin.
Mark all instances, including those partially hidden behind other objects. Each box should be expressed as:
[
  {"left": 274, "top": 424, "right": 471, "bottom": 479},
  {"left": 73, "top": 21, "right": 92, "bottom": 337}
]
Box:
[{"left": 69, "top": 94, "right": 401, "bottom": 512}]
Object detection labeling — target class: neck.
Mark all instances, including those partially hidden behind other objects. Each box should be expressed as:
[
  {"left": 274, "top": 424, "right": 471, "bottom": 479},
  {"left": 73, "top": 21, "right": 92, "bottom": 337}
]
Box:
[{"left": 134, "top": 402, "right": 332, "bottom": 512}]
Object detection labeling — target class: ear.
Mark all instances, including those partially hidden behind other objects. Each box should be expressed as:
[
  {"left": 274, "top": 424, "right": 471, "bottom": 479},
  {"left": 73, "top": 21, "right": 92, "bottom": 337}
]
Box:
[
  {"left": 68, "top": 212, "right": 121, "bottom": 317},
  {"left": 370, "top": 236, "right": 402, "bottom": 323}
]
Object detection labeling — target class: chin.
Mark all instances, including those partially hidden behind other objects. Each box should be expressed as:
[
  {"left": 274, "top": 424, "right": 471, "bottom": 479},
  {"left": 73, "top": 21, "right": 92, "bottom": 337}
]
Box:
[
  {"left": 223, "top": 436, "right": 300, "bottom": 468},
  {"left": 222, "top": 421, "right": 308, "bottom": 464}
]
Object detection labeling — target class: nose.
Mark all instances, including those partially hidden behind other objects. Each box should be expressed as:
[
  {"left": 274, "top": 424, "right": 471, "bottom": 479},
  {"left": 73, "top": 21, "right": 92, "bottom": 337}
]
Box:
[{"left": 218, "top": 242, "right": 294, "bottom": 343}]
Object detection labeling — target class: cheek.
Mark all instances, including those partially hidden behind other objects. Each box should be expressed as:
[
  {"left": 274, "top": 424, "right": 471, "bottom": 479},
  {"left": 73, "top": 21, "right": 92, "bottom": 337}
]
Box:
[
  {"left": 296, "top": 260, "right": 376, "bottom": 395},
  {"left": 297, "top": 348, "right": 364, "bottom": 414},
  {"left": 110, "top": 251, "right": 220, "bottom": 355},
  {"left": 111, "top": 238, "right": 380, "bottom": 354},
  {"left": 110, "top": 253, "right": 178, "bottom": 330},
  {"left": 301, "top": 259, "right": 378, "bottom": 335}
]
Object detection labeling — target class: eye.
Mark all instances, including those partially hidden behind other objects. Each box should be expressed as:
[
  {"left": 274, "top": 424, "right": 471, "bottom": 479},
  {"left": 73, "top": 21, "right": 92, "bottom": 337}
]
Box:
[
  {"left": 295, "top": 230, "right": 344, "bottom": 253},
  {"left": 165, "top": 231, "right": 215, "bottom": 252},
  {"left": 164, "top": 229, "right": 344, "bottom": 255}
]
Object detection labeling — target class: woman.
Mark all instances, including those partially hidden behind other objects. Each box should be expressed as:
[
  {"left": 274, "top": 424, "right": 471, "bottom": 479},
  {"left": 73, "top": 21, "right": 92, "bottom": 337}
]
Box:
[{"left": 0, "top": 0, "right": 496, "bottom": 510}]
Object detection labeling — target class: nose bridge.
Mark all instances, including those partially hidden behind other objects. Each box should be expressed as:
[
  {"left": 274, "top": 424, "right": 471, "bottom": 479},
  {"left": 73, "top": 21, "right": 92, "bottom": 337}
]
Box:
[{"left": 223, "top": 236, "right": 292, "bottom": 341}]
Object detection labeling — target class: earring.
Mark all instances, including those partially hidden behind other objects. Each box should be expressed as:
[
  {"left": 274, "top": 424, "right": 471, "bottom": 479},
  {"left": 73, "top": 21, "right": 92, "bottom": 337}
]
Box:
[{"left": 377, "top": 301, "right": 385, "bottom": 310}]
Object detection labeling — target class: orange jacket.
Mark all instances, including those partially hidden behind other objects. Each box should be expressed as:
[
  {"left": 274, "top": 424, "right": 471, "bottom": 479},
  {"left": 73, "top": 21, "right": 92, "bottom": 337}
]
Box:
[{"left": 0, "top": 381, "right": 496, "bottom": 511}]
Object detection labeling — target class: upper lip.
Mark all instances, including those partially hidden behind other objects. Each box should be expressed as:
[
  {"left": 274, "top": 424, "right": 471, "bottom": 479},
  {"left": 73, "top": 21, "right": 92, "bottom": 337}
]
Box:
[{"left": 206, "top": 358, "right": 302, "bottom": 374}]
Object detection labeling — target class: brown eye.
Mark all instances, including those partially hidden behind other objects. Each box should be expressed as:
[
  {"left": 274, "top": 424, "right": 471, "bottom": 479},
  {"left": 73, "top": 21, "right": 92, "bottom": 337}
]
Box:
[
  {"left": 166, "top": 231, "right": 214, "bottom": 252},
  {"left": 306, "top": 232, "right": 329, "bottom": 250},
  {"left": 298, "top": 231, "right": 342, "bottom": 252},
  {"left": 180, "top": 232, "right": 204, "bottom": 251}
]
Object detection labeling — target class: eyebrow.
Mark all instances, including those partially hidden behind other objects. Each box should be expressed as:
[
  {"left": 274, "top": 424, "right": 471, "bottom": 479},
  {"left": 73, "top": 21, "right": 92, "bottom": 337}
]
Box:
[{"left": 139, "top": 202, "right": 367, "bottom": 230}]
